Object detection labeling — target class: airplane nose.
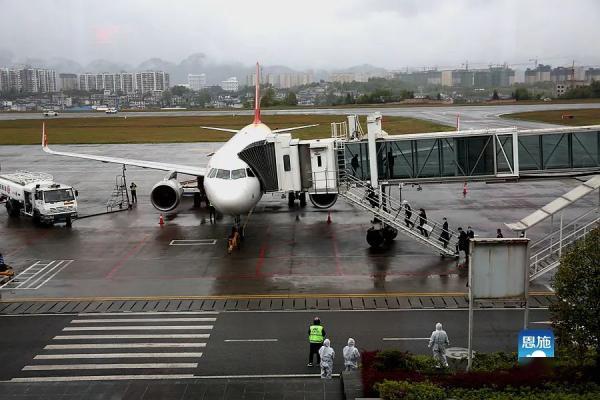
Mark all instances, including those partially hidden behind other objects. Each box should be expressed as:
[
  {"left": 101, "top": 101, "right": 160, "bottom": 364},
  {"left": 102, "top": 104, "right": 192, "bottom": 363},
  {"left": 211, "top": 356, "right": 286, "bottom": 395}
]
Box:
[{"left": 205, "top": 179, "right": 259, "bottom": 215}]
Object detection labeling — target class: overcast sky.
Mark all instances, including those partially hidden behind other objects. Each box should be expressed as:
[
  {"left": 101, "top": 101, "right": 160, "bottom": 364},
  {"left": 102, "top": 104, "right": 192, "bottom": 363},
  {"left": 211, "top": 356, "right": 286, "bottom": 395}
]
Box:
[{"left": 1, "top": 0, "right": 599, "bottom": 70}]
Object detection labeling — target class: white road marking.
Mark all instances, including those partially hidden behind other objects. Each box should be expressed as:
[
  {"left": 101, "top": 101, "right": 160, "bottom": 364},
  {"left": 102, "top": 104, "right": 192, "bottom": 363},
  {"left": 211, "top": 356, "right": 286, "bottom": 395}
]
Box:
[
  {"left": 77, "top": 311, "right": 218, "bottom": 316},
  {"left": 531, "top": 321, "right": 552, "bottom": 324},
  {"left": 34, "top": 352, "right": 203, "bottom": 359},
  {"left": 63, "top": 325, "right": 213, "bottom": 331},
  {"left": 45, "top": 343, "right": 207, "bottom": 350},
  {"left": 383, "top": 337, "right": 430, "bottom": 341},
  {"left": 11, "top": 375, "right": 196, "bottom": 382},
  {"left": 169, "top": 239, "right": 217, "bottom": 246},
  {"left": 54, "top": 334, "right": 210, "bottom": 340},
  {"left": 23, "top": 363, "right": 198, "bottom": 371},
  {"left": 224, "top": 339, "right": 278, "bottom": 342},
  {"left": 71, "top": 318, "right": 216, "bottom": 323},
  {"left": 0, "top": 260, "right": 73, "bottom": 290}
]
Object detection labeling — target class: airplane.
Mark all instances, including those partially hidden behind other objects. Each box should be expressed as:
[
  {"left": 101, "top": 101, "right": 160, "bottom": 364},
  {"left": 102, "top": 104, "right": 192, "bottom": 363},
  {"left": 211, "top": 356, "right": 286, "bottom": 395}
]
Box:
[{"left": 41, "top": 63, "right": 332, "bottom": 231}]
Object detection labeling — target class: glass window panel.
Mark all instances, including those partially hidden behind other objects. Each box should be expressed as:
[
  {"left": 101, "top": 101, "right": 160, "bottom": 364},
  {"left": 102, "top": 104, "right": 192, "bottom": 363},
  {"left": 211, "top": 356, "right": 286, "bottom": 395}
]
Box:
[
  {"left": 543, "top": 134, "right": 569, "bottom": 169},
  {"left": 231, "top": 169, "right": 246, "bottom": 179},
  {"left": 388, "top": 141, "right": 414, "bottom": 179},
  {"left": 518, "top": 136, "right": 542, "bottom": 170},
  {"left": 415, "top": 139, "right": 439, "bottom": 178},
  {"left": 466, "top": 136, "right": 494, "bottom": 175},
  {"left": 572, "top": 132, "right": 599, "bottom": 168},
  {"left": 441, "top": 138, "right": 461, "bottom": 177},
  {"left": 496, "top": 135, "right": 514, "bottom": 173},
  {"left": 216, "top": 169, "right": 230, "bottom": 179}
]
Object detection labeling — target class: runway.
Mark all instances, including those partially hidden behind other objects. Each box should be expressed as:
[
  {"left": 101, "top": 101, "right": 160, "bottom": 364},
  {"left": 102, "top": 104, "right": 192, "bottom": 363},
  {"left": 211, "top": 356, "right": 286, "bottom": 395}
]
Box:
[{"left": 2, "top": 102, "right": 600, "bottom": 130}]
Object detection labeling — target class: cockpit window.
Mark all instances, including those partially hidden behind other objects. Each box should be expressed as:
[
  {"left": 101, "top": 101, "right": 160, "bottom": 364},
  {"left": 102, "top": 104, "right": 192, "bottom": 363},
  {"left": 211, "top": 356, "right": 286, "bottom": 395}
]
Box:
[
  {"left": 216, "top": 169, "right": 231, "bottom": 179},
  {"left": 246, "top": 168, "right": 256, "bottom": 177},
  {"left": 208, "top": 169, "right": 217, "bottom": 178},
  {"left": 231, "top": 169, "right": 246, "bottom": 179}
]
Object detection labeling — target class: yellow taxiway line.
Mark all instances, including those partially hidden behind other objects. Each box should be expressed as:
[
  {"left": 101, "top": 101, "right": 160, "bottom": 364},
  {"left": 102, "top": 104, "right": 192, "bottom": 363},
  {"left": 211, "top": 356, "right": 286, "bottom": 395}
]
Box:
[{"left": 0, "top": 291, "right": 554, "bottom": 303}]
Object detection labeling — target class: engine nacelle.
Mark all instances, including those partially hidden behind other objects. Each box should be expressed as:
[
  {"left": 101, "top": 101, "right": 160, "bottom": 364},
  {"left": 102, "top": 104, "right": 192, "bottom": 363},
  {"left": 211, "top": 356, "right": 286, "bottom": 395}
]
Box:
[
  {"left": 309, "top": 193, "right": 338, "bottom": 209},
  {"left": 150, "top": 179, "right": 183, "bottom": 212}
]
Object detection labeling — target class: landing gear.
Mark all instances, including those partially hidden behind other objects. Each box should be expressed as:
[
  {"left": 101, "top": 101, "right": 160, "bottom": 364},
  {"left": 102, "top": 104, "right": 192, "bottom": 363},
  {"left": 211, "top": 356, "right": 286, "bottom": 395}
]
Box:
[
  {"left": 227, "top": 216, "right": 243, "bottom": 254},
  {"left": 287, "top": 191, "right": 307, "bottom": 208},
  {"left": 366, "top": 224, "right": 398, "bottom": 248}
]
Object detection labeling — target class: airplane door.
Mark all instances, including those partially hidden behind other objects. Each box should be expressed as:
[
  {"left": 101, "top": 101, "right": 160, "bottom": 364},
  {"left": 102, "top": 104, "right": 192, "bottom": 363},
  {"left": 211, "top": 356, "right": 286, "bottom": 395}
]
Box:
[
  {"left": 310, "top": 148, "right": 329, "bottom": 191},
  {"left": 24, "top": 191, "right": 33, "bottom": 215}
]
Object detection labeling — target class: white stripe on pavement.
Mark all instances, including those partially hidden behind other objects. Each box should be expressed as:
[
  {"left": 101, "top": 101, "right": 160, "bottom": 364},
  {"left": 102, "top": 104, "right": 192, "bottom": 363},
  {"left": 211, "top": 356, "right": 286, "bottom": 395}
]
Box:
[
  {"left": 224, "top": 339, "right": 278, "bottom": 342},
  {"left": 63, "top": 325, "right": 213, "bottom": 331},
  {"left": 34, "top": 353, "right": 203, "bottom": 359},
  {"left": 77, "top": 312, "right": 218, "bottom": 316},
  {"left": 531, "top": 321, "right": 552, "bottom": 324},
  {"left": 382, "top": 337, "right": 430, "bottom": 341},
  {"left": 44, "top": 343, "right": 206, "bottom": 350},
  {"left": 23, "top": 363, "right": 198, "bottom": 371},
  {"left": 70, "top": 318, "right": 216, "bottom": 323},
  {"left": 54, "top": 334, "right": 210, "bottom": 340},
  {"left": 11, "top": 374, "right": 196, "bottom": 382}
]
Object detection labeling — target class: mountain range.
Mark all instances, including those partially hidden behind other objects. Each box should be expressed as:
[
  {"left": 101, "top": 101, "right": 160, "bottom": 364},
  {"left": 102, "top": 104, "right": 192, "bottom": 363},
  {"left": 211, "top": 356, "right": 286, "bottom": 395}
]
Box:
[{"left": 0, "top": 50, "right": 389, "bottom": 85}]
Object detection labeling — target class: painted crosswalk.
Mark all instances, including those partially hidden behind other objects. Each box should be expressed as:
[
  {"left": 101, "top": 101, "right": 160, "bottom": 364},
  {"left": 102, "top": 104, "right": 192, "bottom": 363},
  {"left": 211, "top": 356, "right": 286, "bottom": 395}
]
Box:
[
  {"left": 0, "top": 260, "right": 74, "bottom": 290},
  {"left": 12, "top": 311, "right": 217, "bottom": 382}
]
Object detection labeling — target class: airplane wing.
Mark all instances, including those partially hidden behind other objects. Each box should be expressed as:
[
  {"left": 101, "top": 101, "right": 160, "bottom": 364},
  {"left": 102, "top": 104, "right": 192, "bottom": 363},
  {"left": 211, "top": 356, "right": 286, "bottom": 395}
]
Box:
[
  {"left": 199, "top": 126, "right": 239, "bottom": 133},
  {"left": 272, "top": 124, "right": 318, "bottom": 133},
  {"left": 41, "top": 124, "right": 206, "bottom": 176}
]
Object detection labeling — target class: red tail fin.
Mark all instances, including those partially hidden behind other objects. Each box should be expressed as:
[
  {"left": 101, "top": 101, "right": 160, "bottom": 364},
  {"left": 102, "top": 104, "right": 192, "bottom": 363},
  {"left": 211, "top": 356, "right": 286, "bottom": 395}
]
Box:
[{"left": 253, "top": 62, "right": 261, "bottom": 124}]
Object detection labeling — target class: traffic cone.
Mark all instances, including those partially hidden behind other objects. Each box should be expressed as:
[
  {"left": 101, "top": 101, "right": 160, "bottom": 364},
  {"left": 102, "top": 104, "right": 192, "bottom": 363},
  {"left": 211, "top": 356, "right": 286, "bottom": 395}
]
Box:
[
  {"left": 463, "top": 182, "right": 468, "bottom": 197},
  {"left": 159, "top": 214, "right": 164, "bottom": 226},
  {"left": 327, "top": 211, "right": 332, "bottom": 224}
]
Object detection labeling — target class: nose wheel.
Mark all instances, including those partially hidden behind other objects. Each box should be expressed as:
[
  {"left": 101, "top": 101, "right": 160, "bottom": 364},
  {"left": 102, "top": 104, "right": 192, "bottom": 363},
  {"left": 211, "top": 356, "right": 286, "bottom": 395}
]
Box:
[{"left": 227, "top": 216, "right": 243, "bottom": 254}]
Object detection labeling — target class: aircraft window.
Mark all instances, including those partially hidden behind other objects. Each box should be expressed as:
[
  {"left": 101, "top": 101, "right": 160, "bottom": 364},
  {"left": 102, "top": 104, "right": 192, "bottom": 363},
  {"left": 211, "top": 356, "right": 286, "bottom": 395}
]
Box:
[
  {"left": 208, "top": 169, "right": 217, "bottom": 178},
  {"left": 246, "top": 168, "right": 256, "bottom": 177},
  {"left": 283, "top": 155, "right": 291, "bottom": 171},
  {"left": 317, "top": 155, "right": 322, "bottom": 167},
  {"left": 231, "top": 169, "right": 246, "bottom": 179},
  {"left": 216, "top": 169, "right": 231, "bottom": 179}
]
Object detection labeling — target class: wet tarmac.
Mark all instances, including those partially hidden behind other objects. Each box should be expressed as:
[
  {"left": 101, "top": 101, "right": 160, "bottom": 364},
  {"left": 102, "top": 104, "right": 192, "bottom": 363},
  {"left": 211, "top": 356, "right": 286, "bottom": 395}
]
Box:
[{"left": 1, "top": 144, "right": 594, "bottom": 300}]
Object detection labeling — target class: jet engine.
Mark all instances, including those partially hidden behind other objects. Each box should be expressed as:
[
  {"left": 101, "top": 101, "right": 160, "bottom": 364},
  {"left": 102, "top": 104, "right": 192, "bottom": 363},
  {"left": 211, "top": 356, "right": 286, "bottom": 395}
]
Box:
[
  {"left": 308, "top": 193, "right": 338, "bottom": 209},
  {"left": 150, "top": 179, "right": 183, "bottom": 212}
]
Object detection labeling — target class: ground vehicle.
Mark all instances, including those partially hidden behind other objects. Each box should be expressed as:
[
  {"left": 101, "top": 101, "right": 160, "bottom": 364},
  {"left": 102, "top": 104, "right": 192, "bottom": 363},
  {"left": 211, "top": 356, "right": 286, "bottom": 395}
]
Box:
[
  {"left": 0, "top": 171, "right": 78, "bottom": 226},
  {"left": 105, "top": 108, "right": 118, "bottom": 114},
  {"left": 43, "top": 110, "right": 59, "bottom": 117}
]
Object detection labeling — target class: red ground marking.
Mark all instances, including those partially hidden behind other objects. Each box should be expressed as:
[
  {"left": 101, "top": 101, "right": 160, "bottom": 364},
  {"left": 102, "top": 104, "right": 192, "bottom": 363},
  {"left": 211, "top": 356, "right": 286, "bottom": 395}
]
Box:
[
  {"left": 255, "top": 225, "right": 271, "bottom": 277},
  {"left": 329, "top": 226, "right": 344, "bottom": 276},
  {"left": 105, "top": 234, "right": 151, "bottom": 279},
  {"left": 5, "top": 230, "right": 51, "bottom": 257}
]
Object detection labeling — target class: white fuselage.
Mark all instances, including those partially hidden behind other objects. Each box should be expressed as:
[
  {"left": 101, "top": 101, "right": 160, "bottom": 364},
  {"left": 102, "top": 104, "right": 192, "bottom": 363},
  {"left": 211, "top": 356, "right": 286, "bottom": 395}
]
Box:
[{"left": 203, "top": 122, "right": 271, "bottom": 215}]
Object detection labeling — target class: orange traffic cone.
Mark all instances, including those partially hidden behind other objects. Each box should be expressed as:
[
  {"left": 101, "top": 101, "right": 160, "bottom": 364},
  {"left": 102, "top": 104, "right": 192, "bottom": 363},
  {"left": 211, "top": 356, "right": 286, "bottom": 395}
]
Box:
[
  {"left": 327, "top": 211, "right": 332, "bottom": 224},
  {"left": 159, "top": 214, "right": 165, "bottom": 226},
  {"left": 463, "top": 182, "right": 468, "bottom": 197}
]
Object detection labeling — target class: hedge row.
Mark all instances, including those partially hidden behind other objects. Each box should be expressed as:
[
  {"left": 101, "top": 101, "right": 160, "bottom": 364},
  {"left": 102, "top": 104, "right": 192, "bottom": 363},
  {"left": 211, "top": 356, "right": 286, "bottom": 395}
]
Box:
[{"left": 375, "top": 380, "right": 600, "bottom": 400}]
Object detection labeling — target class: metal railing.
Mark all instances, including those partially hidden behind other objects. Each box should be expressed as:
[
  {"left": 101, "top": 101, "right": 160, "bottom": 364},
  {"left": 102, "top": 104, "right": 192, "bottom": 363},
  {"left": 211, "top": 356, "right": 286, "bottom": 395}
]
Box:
[
  {"left": 340, "top": 172, "right": 459, "bottom": 256},
  {"left": 529, "top": 216, "right": 599, "bottom": 280}
]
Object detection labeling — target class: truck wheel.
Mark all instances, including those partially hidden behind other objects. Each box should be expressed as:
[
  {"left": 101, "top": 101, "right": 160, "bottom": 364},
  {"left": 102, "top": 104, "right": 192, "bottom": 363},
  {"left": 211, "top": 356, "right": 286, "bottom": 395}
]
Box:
[
  {"left": 299, "top": 192, "right": 307, "bottom": 207},
  {"left": 66, "top": 216, "right": 72, "bottom": 228},
  {"left": 32, "top": 212, "right": 41, "bottom": 226},
  {"left": 288, "top": 192, "right": 296, "bottom": 207}
]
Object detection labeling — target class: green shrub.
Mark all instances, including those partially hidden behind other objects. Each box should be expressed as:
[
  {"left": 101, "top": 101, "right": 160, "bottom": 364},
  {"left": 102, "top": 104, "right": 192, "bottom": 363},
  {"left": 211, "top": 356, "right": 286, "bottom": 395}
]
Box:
[
  {"left": 375, "top": 380, "right": 445, "bottom": 400},
  {"left": 471, "top": 352, "right": 518, "bottom": 371},
  {"left": 374, "top": 350, "right": 420, "bottom": 371}
]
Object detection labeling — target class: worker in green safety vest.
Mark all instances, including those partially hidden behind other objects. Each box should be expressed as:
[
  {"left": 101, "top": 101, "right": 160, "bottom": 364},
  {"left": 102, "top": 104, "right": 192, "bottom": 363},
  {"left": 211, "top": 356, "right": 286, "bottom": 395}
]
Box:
[{"left": 307, "top": 317, "right": 326, "bottom": 367}]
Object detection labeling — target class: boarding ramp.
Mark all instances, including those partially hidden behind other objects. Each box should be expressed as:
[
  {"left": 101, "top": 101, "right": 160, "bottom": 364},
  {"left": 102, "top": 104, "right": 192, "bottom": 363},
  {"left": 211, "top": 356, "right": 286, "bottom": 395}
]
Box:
[
  {"left": 506, "top": 175, "right": 600, "bottom": 280},
  {"left": 339, "top": 173, "right": 458, "bottom": 256}
]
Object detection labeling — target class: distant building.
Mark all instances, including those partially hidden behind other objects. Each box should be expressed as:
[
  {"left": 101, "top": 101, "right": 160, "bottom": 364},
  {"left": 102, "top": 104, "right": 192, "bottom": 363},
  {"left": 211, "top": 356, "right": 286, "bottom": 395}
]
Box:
[
  {"left": 220, "top": 77, "right": 239, "bottom": 92},
  {"left": 0, "top": 67, "right": 56, "bottom": 93},
  {"left": 188, "top": 73, "right": 207, "bottom": 91},
  {"left": 135, "top": 71, "right": 170, "bottom": 93},
  {"left": 266, "top": 72, "right": 314, "bottom": 88},
  {"left": 59, "top": 73, "right": 78, "bottom": 91},
  {"left": 555, "top": 80, "right": 588, "bottom": 97},
  {"left": 525, "top": 64, "right": 552, "bottom": 84}
]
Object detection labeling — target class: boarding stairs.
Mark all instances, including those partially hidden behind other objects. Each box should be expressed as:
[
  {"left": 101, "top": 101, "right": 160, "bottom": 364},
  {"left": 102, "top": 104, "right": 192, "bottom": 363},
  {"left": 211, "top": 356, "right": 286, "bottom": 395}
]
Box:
[
  {"left": 106, "top": 174, "right": 129, "bottom": 212},
  {"left": 339, "top": 172, "right": 459, "bottom": 256},
  {"left": 528, "top": 208, "right": 599, "bottom": 281}
]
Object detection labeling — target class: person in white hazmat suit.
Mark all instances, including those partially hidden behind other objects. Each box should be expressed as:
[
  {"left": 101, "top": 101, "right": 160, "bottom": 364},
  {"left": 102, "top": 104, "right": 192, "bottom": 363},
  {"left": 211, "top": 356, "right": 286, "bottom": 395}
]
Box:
[
  {"left": 342, "top": 338, "right": 361, "bottom": 371},
  {"left": 318, "top": 338, "right": 335, "bottom": 379},
  {"left": 428, "top": 322, "right": 450, "bottom": 368}
]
